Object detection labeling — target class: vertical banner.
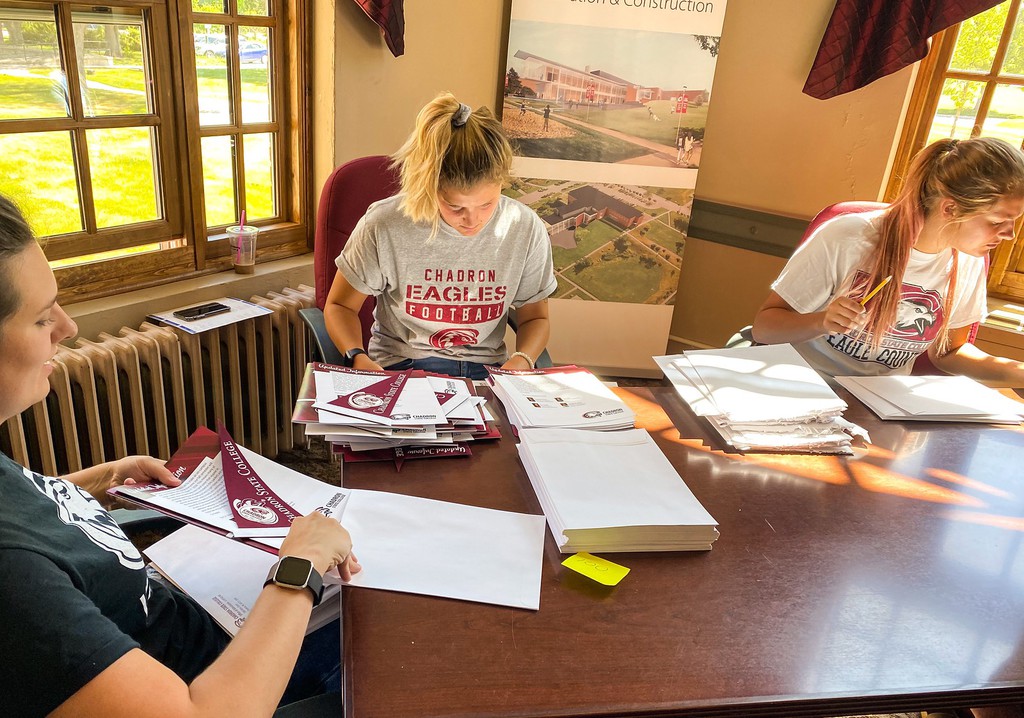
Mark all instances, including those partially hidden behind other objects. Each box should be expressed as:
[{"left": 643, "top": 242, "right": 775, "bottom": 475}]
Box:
[{"left": 501, "top": 0, "right": 727, "bottom": 375}]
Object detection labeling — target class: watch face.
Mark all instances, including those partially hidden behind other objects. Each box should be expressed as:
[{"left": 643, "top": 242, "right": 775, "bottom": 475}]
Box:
[{"left": 275, "top": 556, "right": 313, "bottom": 587}]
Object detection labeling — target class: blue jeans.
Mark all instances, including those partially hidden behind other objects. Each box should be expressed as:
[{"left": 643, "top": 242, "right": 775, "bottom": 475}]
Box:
[
  {"left": 279, "top": 617, "right": 342, "bottom": 706},
  {"left": 386, "top": 356, "right": 497, "bottom": 381}
]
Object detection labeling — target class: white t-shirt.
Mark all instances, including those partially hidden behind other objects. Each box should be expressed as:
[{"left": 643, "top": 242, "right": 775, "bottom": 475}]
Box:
[
  {"left": 772, "top": 210, "right": 987, "bottom": 376},
  {"left": 337, "top": 194, "right": 557, "bottom": 367}
]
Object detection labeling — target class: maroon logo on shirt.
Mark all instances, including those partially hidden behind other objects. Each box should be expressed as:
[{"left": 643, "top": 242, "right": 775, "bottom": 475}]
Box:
[
  {"left": 889, "top": 285, "right": 943, "bottom": 342},
  {"left": 430, "top": 328, "right": 480, "bottom": 349}
]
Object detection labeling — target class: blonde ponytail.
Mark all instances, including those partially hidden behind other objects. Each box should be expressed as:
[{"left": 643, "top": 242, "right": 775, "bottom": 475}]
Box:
[{"left": 391, "top": 91, "right": 513, "bottom": 235}]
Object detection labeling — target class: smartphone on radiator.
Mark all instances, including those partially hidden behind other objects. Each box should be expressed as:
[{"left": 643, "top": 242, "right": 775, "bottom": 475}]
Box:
[{"left": 172, "top": 302, "right": 231, "bottom": 321}]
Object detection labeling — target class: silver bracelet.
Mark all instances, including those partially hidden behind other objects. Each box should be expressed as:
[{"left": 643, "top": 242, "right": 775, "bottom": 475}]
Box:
[{"left": 509, "top": 351, "right": 535, "bottom": 369}]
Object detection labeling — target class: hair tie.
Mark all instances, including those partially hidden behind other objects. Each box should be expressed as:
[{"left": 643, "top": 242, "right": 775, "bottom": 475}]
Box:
[{"left": 452, "top": 103, "right": 472, "bottom": 128}]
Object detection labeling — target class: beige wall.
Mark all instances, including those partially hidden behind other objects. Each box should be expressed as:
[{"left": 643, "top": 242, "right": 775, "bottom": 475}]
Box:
[
  {"left": 331, "top": 0, "right": 917, "bottom": 349},
  {"left": 333, "top": 0, "right": 509, "bottom": 165}
]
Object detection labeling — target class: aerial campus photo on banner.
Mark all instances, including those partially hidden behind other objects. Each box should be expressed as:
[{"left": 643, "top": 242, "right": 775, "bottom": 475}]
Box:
[{"left": 501, "top": 0, "right": 726, "bottom": 306}]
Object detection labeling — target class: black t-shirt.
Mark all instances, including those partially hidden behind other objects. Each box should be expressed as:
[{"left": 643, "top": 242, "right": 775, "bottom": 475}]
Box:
[{"left": 0, "top": 453, "right": 228, "bottom": 717}]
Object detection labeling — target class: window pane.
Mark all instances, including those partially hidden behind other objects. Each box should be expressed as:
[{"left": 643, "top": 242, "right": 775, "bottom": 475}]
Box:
[
  {"left": 86, "top": 127, "right": 159, "bottom": 228},
  {"left": 0, "top": 131, "right": 82, "bottom": 235},
  {"left": 239, "top": 0, "right": 269, "bottom": 17},
  {"left": 194, "top": 24, "right": 230, "bottom": 126},
  {"left": 1003, "top": 3, "right": 1024, "bottom": 76},
  {"left": 192, "top": 0, "right": 227, "bottom": 13},
  {"left": 240, "top": 26, "right": 270, "bottom": 123},
  {"left": 979, "top": 83, "right": 1024, "bottom": 147},
  {"left": 202, "top": 134, "right": 236, "bottom": 227},
  {"left": 73, "top": 9, "right": 151, "bottom": 117},
  {"left": 928, "top": 78, "right": 985, "bottom": 144},
  {"left": 950, "top": 1, "right": 1009, "bottom": 73},
  {"left": 0, "top": 11, "right": 69, "bottom": 120},
  {"left": 243, "top": 132, "right": 274, "bottom": 219}
]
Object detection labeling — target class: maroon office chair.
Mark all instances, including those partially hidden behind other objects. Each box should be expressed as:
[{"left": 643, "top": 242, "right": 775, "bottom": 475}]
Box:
[
  {"left": 299, "top": 155, "right": 400, "bottom": 364},
  {"left": 728, "top": 200, "right": 985, "bottom": 375}
]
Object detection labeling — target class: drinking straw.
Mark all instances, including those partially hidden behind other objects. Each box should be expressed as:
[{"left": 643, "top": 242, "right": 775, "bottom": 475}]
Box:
[{"left": 235, "top": 210, "right": 246, "bottom": 264}]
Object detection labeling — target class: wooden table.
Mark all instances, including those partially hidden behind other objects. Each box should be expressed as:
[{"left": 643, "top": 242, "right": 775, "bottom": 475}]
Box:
[{"left": 340, "top": 387, "right": 1024, "bottom": 717}]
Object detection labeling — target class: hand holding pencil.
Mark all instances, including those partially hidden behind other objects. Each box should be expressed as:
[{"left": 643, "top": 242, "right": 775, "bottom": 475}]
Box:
[{"left": 820, "top": 275, "right": 892, "bottom": 336}]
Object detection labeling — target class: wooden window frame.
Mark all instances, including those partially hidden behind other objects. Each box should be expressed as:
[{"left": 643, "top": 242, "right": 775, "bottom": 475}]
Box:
[
  {"left": 887, "top": 0, "right": 1024, "bottom": 300},
  {"left": 0, "top": 0, "right": 313, "bottom": 303}
]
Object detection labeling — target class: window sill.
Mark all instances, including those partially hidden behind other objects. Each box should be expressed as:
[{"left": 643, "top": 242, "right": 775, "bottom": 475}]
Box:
[
  {"left": 65, "top": 254, "right": 314, "bottom": 342},
  {"left": 977, "top": 299, "right": 1024, "bottom": 362}
]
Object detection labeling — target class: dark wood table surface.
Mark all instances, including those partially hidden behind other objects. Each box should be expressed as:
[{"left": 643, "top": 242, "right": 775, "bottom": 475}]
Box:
[{"left": 340, "top": 386, "right": 1024, "bottom": 718}]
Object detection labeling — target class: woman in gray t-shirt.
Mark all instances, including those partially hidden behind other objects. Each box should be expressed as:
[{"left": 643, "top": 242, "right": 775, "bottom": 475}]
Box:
[{"left": 324, "top": 92, "right": 556, "bottom": 380}]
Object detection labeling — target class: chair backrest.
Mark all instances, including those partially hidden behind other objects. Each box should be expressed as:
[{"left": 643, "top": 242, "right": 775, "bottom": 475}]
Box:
[
  {"left": 313, "top": 155, "right": 401, "bottom": 346},
  {"left": 801, "top": 200, "right": 887, "bottom": 246}
]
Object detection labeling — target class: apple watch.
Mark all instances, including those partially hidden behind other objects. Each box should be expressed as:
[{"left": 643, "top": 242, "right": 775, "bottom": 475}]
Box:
[
  {"left": 264, "top": 556, "right": 324, "bottom": 606},
  {"left": 345, "top": 347, "right": 368, "bottom": 365}
]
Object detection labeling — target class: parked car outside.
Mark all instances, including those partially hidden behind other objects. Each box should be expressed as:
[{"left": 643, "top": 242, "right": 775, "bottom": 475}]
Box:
[
  {"left": 193, "top": 33, "right": 227, "bottom": 58},
  {"left": 239, "top": 40, "right": 268, "bottom": 64}
]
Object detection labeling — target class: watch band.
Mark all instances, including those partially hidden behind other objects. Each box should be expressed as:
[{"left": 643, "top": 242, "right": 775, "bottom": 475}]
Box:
[
  {"left": 344, "top": 347, "right": 368, "bottom": 364},
  {"left": 264, "top": 556, "right": 325, "bottom": 607}
]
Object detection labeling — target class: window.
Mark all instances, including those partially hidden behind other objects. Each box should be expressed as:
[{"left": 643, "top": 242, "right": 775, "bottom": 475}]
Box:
[
  {"left": 889, "top": 0, "right": 1024, "bottom": 300},
  {"left": 0, "top": 0, "right": 311, "bottom": 301}
]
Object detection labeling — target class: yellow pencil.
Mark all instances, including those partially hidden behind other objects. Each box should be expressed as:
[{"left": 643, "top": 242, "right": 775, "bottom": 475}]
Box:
[{"left": 860, "top": 275, "right": 892, "bottom": 306}]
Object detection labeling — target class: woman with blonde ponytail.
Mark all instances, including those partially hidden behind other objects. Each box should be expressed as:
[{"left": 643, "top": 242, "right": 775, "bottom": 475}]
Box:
[
  {"left": 323, "top": 92, "right": 556, "bottom": 380},
  {"left": 752, "top": 136, "right": 1024, "bottom": 387}
]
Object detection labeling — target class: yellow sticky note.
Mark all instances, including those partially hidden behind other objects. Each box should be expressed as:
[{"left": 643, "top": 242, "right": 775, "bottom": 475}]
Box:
[{"left": 562, "top": 552, "right": 630, "bottom": 586}]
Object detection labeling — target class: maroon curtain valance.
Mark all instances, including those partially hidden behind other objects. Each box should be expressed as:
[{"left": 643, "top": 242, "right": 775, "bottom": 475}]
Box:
[
  {"left": 352, "top": 0, "right": 406, "bottom": 58},
  {"left": 803, "top": 0, "right": 1003, "bottom": 100}
]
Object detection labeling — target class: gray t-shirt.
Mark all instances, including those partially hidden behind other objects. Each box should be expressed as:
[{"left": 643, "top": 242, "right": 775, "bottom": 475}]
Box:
[
  {"left": 772, "top": 210, "right": 987, "bottom": 376},
  {"left": 336, "top": 194, "right": 557, "bottom": 367}
]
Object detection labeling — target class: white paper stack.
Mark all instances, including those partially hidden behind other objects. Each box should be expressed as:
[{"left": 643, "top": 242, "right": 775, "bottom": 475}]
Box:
[
  {"left": 487, "top": 365, "right": 635, "bottom": 432},
  {"left": 516, "top": 428, "right": 719, "bottom": 552},
  {"left": 655, "top": 344, "right": 853, "bottom": 453},
  {"left": 835, "top": 374, "right": 1024, "bottom": 423}
]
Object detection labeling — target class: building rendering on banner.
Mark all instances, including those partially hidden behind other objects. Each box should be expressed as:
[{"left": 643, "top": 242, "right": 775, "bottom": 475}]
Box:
[
  {"left": 510, "top": 49, "right": 708, "bottom": 106},
  {"left": 541, "top": 186, "right": 644, "bottom": 241}
]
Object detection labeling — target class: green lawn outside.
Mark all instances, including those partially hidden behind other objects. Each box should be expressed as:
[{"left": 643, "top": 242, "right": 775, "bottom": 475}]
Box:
[{"left": 0, "top": 62, "right": 274, "bottom": 242}]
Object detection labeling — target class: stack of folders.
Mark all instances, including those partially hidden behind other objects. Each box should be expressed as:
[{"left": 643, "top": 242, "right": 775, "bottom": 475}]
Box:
[
  {"left": 655, "top": 344, "right": 853, "bottom": 453},
  {"left": 517, "top": 428, "right": 719, "bottom": 552},
  {"left": 292, "top": 363, "right": 498, "bottom": 466},
  {"left": 487, "top": 365, "right": 636, "bottom": 433},
  {"left": 835, "top": 374, "right": 1024, "bottom": 423}
]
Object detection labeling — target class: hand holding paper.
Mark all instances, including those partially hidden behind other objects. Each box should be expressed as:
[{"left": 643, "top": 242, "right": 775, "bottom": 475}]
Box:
[{"left": 278, "top": 511, "right": 362, "bottom": 580}]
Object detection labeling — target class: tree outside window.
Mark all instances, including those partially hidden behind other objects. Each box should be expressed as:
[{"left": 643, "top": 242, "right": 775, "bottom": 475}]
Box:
[{"left": 890, "top": 0, "right": 1024, "bottom": 301}]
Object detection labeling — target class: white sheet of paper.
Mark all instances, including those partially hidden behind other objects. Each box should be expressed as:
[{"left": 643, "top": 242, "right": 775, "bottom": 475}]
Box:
[
  {"left": 145, "top": 525, "right": 339, "bottom": 637},
  {"left": 148, "top": 297, "right": 273, "bottom": 334},
  {"left": 340, "top": 489, "right": 546, "bottom": 610},
  {"left": 654, "top": 354, "right": 720, "bottom": 417}
]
